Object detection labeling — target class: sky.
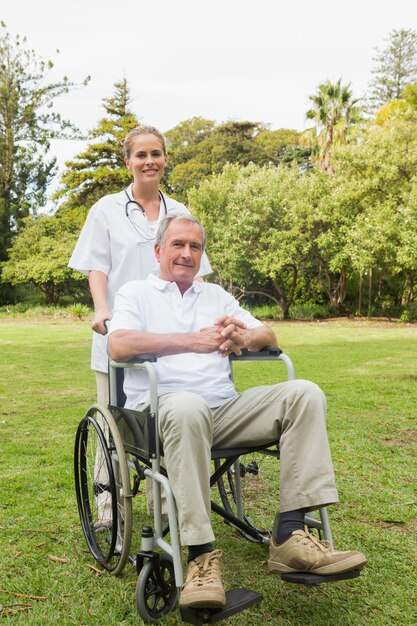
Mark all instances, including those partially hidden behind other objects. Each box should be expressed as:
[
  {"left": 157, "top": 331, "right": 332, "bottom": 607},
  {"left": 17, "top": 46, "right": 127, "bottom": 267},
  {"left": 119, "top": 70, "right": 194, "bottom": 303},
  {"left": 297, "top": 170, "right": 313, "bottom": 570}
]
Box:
[{"left": 2, "top": 0, "right": 417, "bottom": 189}]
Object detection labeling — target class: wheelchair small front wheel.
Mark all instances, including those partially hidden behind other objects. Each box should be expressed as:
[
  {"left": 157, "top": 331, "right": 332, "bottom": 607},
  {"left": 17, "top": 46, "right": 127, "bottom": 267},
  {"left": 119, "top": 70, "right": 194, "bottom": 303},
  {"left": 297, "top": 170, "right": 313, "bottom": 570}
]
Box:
[
  {"left": 74, "top": 404, "right": 133, "bottom": 575},
  {"left": 135, "top": 556, "right": 177, "bottom": 623}
]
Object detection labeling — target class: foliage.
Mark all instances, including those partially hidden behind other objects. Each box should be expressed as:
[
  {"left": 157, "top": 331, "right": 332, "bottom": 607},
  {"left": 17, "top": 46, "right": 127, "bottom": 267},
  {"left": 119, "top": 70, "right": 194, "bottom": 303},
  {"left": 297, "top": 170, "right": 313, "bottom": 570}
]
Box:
[
  {"left": 2, "top": 79, "right": 141, "bottom": 306},
  {"left": 0, "top": 22, "right": 88, "bottom": 303},
  {"left": 1, "top": 31, "right": 416, "bottom": 318},
  {"left": 0, "top": 302, "right": 92, "bottom": 319},
  {"left": 1, "top": 214, "right": 85, "bottom": 304},
  {"left": 187, "top": 104, "right": 417, "bottom": 319},
  {"left": 165, "top": 118, "right": 307, "bottom": 202},
  {"left": 54, "top": 78, "right": 139, "bottom": 219},
  {"left": 327, "top": 112, "right": 417, "bottom": 312},
  {"left": 255, "top": 127, "right": 311, "bottom": 168},
  {"left": 400, "top": 302, "right": 417, "bottom": 322},
  {"left": 288, "top": 301, "right": 335, "bottom": 320},
  {"left": 189, "top": 163, "right": 321, "bottom": 319},
  {"left": 364, "top": 28, "right": 417, "bottom": 113}
]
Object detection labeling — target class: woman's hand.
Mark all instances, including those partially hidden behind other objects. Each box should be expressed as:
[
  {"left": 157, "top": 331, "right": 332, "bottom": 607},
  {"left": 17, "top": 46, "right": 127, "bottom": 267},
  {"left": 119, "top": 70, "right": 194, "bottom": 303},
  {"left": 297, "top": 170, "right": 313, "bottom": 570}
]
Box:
[{"left": 91, "top": 308, "right": 112, "bottom": 335}]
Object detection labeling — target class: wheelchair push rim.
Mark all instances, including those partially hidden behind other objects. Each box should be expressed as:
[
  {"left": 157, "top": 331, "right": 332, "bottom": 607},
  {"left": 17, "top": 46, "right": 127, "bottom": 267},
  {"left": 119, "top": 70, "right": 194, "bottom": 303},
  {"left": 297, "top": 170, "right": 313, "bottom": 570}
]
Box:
[{"left": 74, "top": 404, "right": 133, "bottom": 575}]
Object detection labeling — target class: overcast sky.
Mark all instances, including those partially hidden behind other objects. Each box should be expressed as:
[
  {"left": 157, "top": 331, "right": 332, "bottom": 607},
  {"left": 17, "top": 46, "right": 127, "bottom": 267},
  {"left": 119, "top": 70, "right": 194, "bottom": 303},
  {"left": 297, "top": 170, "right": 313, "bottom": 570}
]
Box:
[{"left": 2, "top": 0, "right": 417, "bottom": 185}]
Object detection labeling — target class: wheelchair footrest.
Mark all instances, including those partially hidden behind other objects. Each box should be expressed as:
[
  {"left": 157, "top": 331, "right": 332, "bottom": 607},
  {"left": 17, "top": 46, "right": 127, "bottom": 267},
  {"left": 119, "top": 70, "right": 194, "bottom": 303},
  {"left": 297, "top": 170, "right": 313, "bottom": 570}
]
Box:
[
  {"left": 281, "top": 567, "right": 363, "bottom": 585},
  {"left": 180, "top": 588, "right": 263, "bottom": 625}
]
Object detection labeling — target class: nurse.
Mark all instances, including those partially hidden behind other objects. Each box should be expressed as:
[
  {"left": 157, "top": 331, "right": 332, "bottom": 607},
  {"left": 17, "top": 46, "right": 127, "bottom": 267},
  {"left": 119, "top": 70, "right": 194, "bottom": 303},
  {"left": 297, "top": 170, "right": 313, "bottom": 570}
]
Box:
[{"left": 69, "top": 125, "right": 212, "bottom": 405}]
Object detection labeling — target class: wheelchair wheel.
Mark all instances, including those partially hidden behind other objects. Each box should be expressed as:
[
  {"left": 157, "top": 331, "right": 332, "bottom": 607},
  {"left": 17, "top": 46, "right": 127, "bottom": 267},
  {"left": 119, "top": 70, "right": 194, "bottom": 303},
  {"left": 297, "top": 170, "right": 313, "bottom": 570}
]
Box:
[
  {"left": 74, "top": 404, "right": 133, "bottom": 575},
  {"left": 215, "top": 449, "right": 278, "bottom": 542},
  {"left": 135, "top": 556, "right": 177, "bottom": 623}
]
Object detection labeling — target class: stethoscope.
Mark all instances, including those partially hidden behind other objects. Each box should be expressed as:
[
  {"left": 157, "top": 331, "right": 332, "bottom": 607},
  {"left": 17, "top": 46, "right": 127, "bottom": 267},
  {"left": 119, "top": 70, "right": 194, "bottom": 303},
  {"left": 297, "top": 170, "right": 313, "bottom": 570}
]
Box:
[{"left": 124, "top": 188, "right": 168, "bottom": 241}]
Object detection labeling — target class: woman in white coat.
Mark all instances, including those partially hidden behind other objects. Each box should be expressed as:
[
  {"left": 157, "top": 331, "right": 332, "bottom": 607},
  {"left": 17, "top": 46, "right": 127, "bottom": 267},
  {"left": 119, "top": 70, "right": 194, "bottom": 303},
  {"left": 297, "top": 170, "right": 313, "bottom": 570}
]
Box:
[{"left": 69, "top": 125, "right": 211, "bottom": 405}]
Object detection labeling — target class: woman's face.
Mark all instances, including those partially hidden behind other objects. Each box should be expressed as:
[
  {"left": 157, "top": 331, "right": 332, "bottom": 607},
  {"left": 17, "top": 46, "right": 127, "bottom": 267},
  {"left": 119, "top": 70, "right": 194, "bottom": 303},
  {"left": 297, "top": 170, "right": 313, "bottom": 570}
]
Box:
[{"left": 125, "top": 134, "right": 167, "bottom": 186}]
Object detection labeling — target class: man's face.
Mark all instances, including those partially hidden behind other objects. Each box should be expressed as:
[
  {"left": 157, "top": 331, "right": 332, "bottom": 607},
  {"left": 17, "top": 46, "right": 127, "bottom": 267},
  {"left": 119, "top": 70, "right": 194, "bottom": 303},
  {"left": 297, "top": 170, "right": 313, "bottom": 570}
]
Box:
[{"left": 155, "top": 220, "right": 204, "bottom": 289}]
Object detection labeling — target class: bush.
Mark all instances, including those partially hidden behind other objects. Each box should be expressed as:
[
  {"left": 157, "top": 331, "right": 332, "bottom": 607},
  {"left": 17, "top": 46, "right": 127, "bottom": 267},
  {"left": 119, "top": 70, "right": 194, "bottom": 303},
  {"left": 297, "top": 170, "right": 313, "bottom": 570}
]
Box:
[
  {"left": 289, "top": 302, "right": 336, "bottom": 320},
  {"left": 68, "top": 303, "right": 91, "bottom": 320},
  {"left": 400, "top": 303, "right": 417, "bottom": 322},
  {"left": 0, "top": 304, "right": 92, "bottom": 320},
  {"left": 245, "top": 303, "right": 281, "bottom": 319}
]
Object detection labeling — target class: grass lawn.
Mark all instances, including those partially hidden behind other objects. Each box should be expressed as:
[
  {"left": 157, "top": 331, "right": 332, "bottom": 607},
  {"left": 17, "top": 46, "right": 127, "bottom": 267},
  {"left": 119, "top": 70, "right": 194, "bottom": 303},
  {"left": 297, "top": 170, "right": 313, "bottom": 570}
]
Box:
[{"left": 0, "top": 318, "right": 416, "bottom": 625}]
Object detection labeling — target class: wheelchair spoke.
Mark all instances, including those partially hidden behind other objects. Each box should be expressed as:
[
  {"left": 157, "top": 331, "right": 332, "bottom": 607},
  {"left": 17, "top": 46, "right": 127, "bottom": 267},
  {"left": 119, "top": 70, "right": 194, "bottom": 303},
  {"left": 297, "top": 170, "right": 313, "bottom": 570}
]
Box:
[{"left": 215, "top": 450, "right": 278, "bottom": 541}]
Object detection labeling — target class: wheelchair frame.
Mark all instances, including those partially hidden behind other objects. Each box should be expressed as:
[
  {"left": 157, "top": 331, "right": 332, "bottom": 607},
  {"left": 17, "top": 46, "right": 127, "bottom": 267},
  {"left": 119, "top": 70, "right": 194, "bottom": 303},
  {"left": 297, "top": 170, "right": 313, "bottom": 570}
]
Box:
[{"left": 74, "top": 347, "right": 345, "bottom": 624}]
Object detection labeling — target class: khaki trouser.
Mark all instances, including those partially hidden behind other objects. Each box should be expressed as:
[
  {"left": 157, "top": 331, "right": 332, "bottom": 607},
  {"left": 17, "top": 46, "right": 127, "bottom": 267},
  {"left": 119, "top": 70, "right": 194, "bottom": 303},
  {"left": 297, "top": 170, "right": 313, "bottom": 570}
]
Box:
[{"left": 156, "top": 380, "right": 338, "bottom": 546}]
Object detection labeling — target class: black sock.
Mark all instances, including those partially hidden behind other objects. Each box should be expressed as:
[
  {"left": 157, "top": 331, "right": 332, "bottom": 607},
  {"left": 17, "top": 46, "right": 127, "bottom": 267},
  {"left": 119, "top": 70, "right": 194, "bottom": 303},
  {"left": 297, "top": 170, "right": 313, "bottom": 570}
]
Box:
[
  {"left": 187, "top": 543, "right": 214, "bottom": 563},
  {"left": 274, "top": 509, "right": 305, "bottom": 544}
]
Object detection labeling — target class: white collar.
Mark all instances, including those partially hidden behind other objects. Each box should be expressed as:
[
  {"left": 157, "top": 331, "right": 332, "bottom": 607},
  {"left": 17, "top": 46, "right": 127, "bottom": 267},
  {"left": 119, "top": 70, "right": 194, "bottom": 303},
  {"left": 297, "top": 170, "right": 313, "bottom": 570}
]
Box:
[{"left": 147, "top": 273, "right": 204, "bottom": 293}]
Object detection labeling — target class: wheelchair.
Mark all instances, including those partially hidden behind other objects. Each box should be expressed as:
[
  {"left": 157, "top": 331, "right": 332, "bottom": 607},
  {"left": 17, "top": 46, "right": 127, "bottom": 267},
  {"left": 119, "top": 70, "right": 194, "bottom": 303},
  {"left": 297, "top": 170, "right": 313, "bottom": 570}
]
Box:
[{"left": 74, "top": 347, "right": 361, "bottom": 624}]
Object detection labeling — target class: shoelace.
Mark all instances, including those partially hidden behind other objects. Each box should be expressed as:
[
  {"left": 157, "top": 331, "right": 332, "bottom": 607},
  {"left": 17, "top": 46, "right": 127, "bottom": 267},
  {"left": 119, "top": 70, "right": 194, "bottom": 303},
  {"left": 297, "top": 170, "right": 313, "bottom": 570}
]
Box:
[
  {"left": 188, "top": 550, "right": 223, "bottom": 587},
  {"left": 297, "top": 527, "right": 332, "bottom": 554}
]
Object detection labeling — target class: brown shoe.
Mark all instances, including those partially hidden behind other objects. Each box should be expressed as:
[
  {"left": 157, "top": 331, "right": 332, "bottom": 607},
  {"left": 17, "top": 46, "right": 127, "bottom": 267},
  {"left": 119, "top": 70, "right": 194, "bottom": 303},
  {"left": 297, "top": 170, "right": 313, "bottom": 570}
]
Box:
[
  {"left": 268, "top": 527, "right": 366, "bottom": 576},
  {"left": 179, "top": 550, "right": 226, "bottom": 609}
]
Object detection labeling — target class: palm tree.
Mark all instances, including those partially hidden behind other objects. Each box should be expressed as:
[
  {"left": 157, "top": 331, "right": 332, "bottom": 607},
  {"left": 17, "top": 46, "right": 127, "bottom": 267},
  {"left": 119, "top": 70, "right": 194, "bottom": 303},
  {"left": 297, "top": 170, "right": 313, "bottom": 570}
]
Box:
[{"left": 306, "top": 79, "right": 362, "bottom": 173}]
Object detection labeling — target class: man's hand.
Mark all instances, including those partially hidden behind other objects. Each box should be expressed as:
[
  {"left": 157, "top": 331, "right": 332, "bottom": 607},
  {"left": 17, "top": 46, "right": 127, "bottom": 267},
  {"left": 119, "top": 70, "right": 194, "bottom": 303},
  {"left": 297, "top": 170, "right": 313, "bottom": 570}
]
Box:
[
  {"left": 214, "top": 315, "right": 247, "bottom": 357},
  {"left": 193, "top": 324, "right": 232, "bottom": 353},
  {"left": 91, "top": 308, "right": 112, "bottom": 335}
]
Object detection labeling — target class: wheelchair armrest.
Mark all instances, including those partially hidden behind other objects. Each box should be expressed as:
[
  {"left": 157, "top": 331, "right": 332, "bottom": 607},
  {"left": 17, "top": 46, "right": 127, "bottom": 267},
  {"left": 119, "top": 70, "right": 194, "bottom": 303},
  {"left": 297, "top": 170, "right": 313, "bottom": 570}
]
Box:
[
  {"left": 128, "top": 354, "right": 158, "bottom": 363},
  {"left": 229, "top": 346, "right": 282, "bottom": 361},
  {"left": 109, "top": 354, "right": 158, "bottom": 368}
]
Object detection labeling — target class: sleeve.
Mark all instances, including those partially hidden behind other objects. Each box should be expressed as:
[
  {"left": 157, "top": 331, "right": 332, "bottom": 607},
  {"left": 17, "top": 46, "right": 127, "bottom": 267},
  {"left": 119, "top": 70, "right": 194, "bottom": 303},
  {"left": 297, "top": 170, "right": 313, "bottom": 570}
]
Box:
[
  {"left": 198, "top": 251, "right": 212, "bottom": 277},
  {"left": 107, "top": 282, "right": 144, "bottom": 334},
  {"left": 68, "top": 203, "right": 111, "bottom": 276}
]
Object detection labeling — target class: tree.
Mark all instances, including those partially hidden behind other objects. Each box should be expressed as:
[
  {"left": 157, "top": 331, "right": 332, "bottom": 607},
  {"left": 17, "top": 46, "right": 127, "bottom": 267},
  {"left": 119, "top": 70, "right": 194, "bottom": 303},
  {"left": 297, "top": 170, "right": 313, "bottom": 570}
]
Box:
[
  {"left": 305, "top": 78, "right": 362, "bottom": 173},
  {"left": 189, "top": 163, "right": 318, "bottom": 319},
  {"left": 254, "top": 128, "right": 311, "bottom": 168},
  {"left": 165, "top": 118, "right": 306, "bottom": 202},
  {"left": 163, "top": 117, "right": 216, "bottom": 199},
  {"left": 0, "top": 22, "right": 88, "bottom": 301},
  {"left": 54, "top": 78, "right": 139, "bottom": 219},
  {"left": 365, "top": 29, "right": 417, "bottom": 113},
  {"left": 1, "top": 214, "right": 84, "bottom": 304},
  {"left": 325, "top": 112, "right": 417, "bottom": 314}
]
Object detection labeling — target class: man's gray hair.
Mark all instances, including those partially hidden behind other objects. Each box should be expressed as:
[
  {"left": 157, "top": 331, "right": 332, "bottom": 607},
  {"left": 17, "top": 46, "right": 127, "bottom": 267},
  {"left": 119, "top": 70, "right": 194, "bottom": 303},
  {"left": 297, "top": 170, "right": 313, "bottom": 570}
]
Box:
[{"left": 156, "top": 213, "right": 206, "bottom": 250}]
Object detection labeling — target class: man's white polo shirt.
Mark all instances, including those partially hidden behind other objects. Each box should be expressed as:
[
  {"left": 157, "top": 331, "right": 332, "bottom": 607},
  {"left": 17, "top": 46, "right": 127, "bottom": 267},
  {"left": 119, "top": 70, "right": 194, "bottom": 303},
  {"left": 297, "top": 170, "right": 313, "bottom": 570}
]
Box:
[{"left": 108, "top": 274, "right": 263, "bottom": 409}]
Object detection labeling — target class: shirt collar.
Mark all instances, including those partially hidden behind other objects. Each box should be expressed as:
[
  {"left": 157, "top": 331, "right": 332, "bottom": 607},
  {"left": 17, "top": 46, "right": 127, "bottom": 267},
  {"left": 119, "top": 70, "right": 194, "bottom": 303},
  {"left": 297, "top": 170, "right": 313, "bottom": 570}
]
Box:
[{"left": 147, "top": 273, "right": 203, "bottom": 293}]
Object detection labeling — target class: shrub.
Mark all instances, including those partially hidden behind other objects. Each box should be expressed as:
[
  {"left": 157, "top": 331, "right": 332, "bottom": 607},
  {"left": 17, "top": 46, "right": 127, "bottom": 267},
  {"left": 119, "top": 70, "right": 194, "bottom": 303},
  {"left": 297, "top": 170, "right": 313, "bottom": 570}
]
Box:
[
  {"left": 69, "top": 303, "right": 91, "bottom": 320},
  {"left": 400, "top": 303, "right": 417, "bottom": 322},
  {"left": 289, "top": 302, "right": 336, "bottom": 320},
  {"left": 245, "top": 303, "right": 281, "bottom": 319}
]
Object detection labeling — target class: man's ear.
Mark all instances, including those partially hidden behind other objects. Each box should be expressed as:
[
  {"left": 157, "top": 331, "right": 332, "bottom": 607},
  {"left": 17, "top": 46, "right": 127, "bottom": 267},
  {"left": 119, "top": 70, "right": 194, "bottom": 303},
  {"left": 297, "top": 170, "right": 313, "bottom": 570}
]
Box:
[{"left": 155, "top": 242, "right": 161, "bottom": 262}]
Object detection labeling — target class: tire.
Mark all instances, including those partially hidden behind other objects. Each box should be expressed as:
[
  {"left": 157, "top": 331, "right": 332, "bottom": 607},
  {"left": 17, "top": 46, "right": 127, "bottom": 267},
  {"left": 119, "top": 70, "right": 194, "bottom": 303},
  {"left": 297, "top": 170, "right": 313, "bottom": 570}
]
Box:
[
  {"left": 215, "top": 448, "right": 279, "bottom": 542},
  {"left": 135, "top": 556, "right": 177, "bottom": 623},
  {"left": 74, "top": 404, "right": 133, "bottom": 575}
]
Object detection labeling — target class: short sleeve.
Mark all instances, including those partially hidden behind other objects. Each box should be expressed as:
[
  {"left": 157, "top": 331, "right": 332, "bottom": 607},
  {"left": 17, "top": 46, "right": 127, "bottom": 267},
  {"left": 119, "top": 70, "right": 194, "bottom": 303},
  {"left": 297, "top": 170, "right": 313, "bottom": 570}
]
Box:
[
  {"left": 108, "top": 283, "right": 143, "bottom": 334},
  {"left": 68, "top": 203, "right": 111, "bottom": 276},
  {"left": 198, "top": 252, "right": 212, "bottom": 277}
]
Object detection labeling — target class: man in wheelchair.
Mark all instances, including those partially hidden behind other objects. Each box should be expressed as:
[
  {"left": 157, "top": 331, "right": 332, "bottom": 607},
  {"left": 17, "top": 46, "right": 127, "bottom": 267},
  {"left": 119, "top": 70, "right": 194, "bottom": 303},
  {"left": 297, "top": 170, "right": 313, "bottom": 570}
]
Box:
[{"left": 107, "top": 214, "right": 366, "bottom": 611}]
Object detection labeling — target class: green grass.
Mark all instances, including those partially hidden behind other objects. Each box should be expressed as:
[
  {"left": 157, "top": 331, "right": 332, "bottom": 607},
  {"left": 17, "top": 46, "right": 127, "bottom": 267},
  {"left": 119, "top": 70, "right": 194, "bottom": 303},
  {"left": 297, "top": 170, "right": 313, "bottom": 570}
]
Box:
[{"left": 0, "top": 319, "right": 416, "bottom": 625}]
